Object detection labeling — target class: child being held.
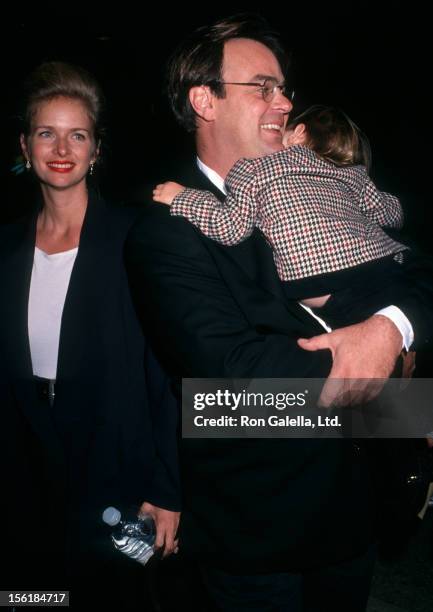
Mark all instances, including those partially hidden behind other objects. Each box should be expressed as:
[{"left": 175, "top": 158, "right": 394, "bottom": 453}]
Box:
[{"left": 153, "top": 105, "right": 409, "bottom": 329}]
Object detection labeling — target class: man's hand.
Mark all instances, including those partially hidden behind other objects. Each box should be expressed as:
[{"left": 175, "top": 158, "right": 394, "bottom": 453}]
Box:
[
  {"left": 139, "top": 501, "right": 180, "bottom": 557},
  {"left": 153, "top": 181, "right": 185, "bottom": 205},
  {"left": 298, "top": 315, "right": 403, "bottom": 407}
]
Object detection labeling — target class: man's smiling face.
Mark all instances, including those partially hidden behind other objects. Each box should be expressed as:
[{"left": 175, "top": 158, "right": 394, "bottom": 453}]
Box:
[{"left": 212, "top": 38, "right": 293, "bottom": 163}]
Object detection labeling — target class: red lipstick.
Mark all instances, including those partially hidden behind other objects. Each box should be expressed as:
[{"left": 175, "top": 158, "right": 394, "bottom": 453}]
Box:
[{"left": 46, "top": 161, "right": 76, "bottom": 173}]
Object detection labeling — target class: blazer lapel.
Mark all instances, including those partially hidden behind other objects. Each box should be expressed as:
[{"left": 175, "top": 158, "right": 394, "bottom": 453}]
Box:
[
  {"left": 183, "top": 163, "right": 322, "bottom": 331},
  {"left": 3, "top": 211, "right": 65, "bottom": 460},
  {"left": 184, "top": 164, "right": 282, "bottom": 286},
  {"left": 4, "top": 213, "right": 36, "bottom": 381},
  {"left": 56, "top": 193, "right": 112, "bottom": 381}
]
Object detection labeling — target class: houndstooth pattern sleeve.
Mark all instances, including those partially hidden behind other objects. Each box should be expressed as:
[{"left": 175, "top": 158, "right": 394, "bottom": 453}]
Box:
[
  {"left": 169, "top": 148, "right": 314, "bottom": 248},
  {"left": 171, "top": 146, "right": 407, "bottom": 281},
  {"left": 360, "top": 178, "right": 404, "bottom": 229},
  {"left": 170, "top": 160, "right": 261, "bottom": 246}
]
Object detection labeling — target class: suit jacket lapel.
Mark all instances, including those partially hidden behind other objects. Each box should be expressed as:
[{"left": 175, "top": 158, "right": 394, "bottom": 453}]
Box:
[
  {"left": 4, "top": 213, "right": 37, "bottom": 381},
  {"left": 2, "top": 211, "right": 65, "bottom": 460},
  {"left": 183, "top": 162, "right": 322, "bottom": 331},
  {"left": 185, "top": 163, "right": 284, "bottom": 289},
  {"left": 56, "top": 193, "right": 112, "bottom": 381}
]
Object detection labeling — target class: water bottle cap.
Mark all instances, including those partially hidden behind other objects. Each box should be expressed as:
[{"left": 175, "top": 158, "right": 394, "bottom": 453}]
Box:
[{"left": 102, "top": 506, "right": 121, "bottom": 526}]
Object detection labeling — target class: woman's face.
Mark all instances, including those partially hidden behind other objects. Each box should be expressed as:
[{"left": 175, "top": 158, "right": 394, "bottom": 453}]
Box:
[{"left": 21, "top": 96, "right": 98, "bottom": 192}]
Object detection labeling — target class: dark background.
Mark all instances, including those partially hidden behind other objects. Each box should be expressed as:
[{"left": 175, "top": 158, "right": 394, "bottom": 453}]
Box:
[
  {"left": 0, "top": 5, "right": 430, "bottom": 254},
  {"left": 1, "top": 12, "right": 432, "bottom": 608}
]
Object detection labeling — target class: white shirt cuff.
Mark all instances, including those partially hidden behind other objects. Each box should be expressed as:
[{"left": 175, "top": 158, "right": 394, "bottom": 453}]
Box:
[
  {"left": 300, "top": 304, "right": 414, "bottom": 351},
  {"left": 375, "top": 305, "right": 414, "bottom": 351}
]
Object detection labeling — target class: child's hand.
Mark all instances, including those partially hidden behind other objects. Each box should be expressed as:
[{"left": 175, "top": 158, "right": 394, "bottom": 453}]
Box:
[{"left": 153, "top": 181, "right": 185, "bottom": 205}]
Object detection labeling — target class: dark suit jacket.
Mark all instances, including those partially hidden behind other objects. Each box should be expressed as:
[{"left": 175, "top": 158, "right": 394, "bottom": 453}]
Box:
[
  {"left": 125, "top": 162, "right": 430, "bottom": 573},
  {"left": 0, "top": 193, "right": 180, "bottom": 586}
]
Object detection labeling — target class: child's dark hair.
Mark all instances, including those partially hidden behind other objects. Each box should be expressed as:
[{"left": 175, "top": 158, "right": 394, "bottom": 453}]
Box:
[{"left": 287, "top": 105, "right": 371, "bottom": 171}]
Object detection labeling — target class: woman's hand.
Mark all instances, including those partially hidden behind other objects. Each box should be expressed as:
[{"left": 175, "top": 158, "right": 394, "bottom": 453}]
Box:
[{"left": 139, "top": 501, "right": 180, "bottom": 557}]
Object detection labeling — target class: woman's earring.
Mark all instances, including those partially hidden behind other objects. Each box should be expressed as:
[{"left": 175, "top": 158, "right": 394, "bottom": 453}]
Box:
[
  {"left": 89, "top": 162, "right": 94, "bottom": 176},
  {"left": 25, "top": 160, "right": 31, "bottom": 170}
]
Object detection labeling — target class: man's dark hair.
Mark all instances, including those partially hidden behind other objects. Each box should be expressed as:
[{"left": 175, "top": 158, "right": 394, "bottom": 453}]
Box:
[
  {"left": 287, "top": 105, "right": 372, "bottom": 171},
  {"left": 167, "top": 14, "right": 290, "bottom": 133}
]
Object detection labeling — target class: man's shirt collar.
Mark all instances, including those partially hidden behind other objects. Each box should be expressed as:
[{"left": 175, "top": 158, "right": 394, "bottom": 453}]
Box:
[{"left": 196, "top": 157, "right": 227, "bottom": 195}]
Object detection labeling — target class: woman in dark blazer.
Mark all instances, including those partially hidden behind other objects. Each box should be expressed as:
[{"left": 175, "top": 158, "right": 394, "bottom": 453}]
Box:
[{"left": 0, "top": 62, "right": 180, "bottom": 607}]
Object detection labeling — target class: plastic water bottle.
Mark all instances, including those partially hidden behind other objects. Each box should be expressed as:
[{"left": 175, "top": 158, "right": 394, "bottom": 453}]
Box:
[{"left": 102, "top": 506, "right": 156, "bottom": 566}]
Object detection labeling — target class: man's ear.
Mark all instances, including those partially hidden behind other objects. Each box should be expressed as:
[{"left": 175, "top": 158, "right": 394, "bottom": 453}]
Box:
[{"left": 189, "top": 86, "right": 216, "bottom": 122}]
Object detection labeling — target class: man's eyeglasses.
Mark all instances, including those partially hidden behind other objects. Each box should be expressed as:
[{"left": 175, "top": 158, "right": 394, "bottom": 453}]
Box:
[{"left": 212, "top": 78, "right": 295, "bottom": 103}]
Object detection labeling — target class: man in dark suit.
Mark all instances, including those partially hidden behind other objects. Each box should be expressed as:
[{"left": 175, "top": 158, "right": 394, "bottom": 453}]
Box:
[{"left": 126, "top": 15, "right": 426, "bottom": 612}]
